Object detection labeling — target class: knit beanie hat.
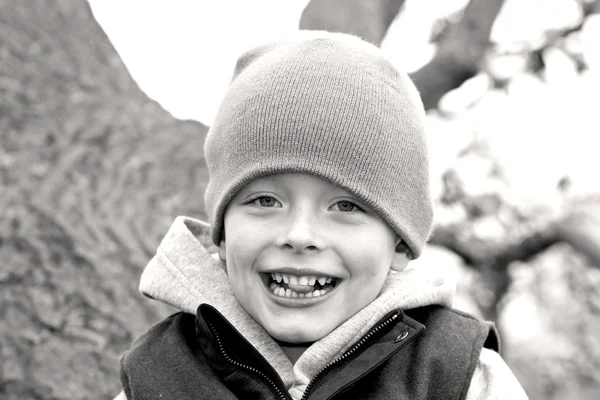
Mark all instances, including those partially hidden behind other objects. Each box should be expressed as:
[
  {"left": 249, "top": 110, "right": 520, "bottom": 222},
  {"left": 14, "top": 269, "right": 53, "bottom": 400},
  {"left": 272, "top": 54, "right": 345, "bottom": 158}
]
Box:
[{"left": 204, "top": 31, "right": 432, "bottom": 258}]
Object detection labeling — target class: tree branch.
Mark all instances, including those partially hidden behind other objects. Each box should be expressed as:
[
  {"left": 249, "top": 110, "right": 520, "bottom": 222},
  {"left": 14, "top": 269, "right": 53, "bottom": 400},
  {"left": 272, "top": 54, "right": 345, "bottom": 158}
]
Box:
[
  {"left": 431, "top": 197, "right": 600, "bottom": 272},
  {"left": 555, "top": 199, "right": 600, "bottom": 266},
  {"left": 491, "top": 226, "right": 561, "bottom": 270},
  {"left": 429, "top": 223, "right": 559, "bottom": 268},
  {"left": 410, "top": 0, "right": 506, "bottom": 109},
  {"left": 429, "top": 226, "right": 488, "bottom": 266},
  {"left": 299, "top": 0, "right": 406, "bottom": 47}
]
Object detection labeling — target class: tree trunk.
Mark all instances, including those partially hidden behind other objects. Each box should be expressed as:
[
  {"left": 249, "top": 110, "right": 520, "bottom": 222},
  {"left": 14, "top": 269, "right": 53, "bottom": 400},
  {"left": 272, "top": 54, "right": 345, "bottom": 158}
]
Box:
[
  {"left": 299, "top": 0, "right": 406, "bottom": 47},
  {"left": 0, "top": 1, "right": 208, "bottom": 399}
]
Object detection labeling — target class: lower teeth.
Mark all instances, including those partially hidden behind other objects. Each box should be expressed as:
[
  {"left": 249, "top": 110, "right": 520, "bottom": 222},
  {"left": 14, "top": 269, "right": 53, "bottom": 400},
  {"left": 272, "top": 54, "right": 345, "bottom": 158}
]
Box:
[{"left": 269, "top": 282, "right": 330, "bottom": 298}]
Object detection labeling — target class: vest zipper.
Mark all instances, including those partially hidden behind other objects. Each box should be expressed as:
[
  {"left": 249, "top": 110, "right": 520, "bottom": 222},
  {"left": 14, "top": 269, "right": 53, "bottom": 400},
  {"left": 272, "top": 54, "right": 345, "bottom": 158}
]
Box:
[
  {"left": 207, "top": 321, "right": 292, "bottom": 400},
  {"left": 300, "top": 311, "right": 401, "bottom": 400}
]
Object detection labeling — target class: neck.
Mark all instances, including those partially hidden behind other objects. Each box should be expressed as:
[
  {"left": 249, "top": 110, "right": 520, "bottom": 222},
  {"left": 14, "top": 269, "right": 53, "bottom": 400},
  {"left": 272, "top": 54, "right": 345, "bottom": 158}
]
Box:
[{"left": 275, "top": 340, "right": 312, "bottom": 364}]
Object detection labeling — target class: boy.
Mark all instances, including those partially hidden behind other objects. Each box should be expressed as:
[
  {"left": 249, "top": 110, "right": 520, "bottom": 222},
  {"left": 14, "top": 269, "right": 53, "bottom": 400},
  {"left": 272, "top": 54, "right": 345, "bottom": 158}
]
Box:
[{"left": 115, "top": 31, "right": 527, "bottom": 399}]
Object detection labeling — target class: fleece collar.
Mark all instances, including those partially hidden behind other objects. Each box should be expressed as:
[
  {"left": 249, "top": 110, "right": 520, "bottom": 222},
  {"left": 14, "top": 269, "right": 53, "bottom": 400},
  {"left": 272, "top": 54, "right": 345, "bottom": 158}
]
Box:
[{"left": 139, "top": 216, "right": 455, "bottom": 400}]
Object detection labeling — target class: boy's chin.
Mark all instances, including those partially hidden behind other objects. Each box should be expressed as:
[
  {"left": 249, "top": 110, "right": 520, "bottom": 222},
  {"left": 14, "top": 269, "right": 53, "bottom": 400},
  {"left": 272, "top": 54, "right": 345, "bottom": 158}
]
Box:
[{"left": 265, "top": 324, "right": 332, "bottom": 344}]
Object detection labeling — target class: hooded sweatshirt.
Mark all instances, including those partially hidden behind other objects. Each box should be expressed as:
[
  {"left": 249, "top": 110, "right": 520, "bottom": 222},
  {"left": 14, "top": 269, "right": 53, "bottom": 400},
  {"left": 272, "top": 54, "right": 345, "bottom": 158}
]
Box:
[{"left": 115, "top": 216, "right": 527, "bottom": 400}]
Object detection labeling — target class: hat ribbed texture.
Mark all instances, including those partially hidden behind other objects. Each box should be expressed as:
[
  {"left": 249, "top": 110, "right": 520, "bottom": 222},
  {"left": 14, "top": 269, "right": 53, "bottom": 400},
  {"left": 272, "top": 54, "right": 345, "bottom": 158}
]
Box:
[{"left": 204, "top": 31, "right": 432, "bottom": 258}]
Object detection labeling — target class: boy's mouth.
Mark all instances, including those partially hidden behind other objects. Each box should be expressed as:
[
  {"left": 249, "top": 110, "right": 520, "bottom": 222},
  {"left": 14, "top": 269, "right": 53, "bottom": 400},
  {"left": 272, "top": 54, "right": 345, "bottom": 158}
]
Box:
[{"left": 261, "top": 272, "right": 339, "bottom": 299}]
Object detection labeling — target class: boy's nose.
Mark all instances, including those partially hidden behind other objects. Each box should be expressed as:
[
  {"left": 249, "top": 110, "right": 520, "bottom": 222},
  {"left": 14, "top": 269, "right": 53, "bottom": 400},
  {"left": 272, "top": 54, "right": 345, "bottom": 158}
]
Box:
[{"left": 278, "top": 211, "right": 322, "bottom": 253}]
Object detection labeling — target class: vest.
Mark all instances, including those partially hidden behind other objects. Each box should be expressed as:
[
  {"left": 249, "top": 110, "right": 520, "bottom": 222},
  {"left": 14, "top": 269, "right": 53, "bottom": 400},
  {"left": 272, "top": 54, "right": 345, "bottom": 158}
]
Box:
[{"left": 120, "top": 304, "right": 498, "bottom": 400}]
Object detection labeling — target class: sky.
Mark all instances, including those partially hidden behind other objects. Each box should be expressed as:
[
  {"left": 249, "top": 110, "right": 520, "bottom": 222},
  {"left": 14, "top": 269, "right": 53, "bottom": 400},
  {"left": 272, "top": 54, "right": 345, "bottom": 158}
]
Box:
[{"left": 88, "top": 0, "right": 470, "bottom": 124}]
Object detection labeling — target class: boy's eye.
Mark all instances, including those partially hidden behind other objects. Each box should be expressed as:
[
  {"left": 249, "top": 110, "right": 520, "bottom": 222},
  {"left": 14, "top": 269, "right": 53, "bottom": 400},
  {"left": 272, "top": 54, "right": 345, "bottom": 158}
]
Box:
[
  {"left": 331, "top": 200, "right": 362, "bottom": 212},
  {"left": 252, "top": 196, "right": 281, "bottom": 208}
]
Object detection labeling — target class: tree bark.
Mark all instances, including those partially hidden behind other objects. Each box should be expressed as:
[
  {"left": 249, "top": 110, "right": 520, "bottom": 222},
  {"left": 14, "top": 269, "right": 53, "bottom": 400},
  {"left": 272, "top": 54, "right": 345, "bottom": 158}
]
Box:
[
  {"left": 0, "top": 1, "right": 207, "bottom": 399},
  {"left": 299, "top": 0, "right": 406, "bottom": 47}
]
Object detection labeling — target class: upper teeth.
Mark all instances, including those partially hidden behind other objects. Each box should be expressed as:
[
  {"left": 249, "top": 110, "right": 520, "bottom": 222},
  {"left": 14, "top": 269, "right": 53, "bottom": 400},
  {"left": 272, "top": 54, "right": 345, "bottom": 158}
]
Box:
[{"left": 271, "top": 273, "right": 333, "bottom": 286}]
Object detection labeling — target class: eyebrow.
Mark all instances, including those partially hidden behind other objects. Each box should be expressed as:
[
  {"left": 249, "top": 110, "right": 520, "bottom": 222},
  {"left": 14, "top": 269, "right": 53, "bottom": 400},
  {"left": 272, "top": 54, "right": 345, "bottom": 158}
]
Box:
[{"left": 241, "top": 176, "right": 355, "bottom": 199}]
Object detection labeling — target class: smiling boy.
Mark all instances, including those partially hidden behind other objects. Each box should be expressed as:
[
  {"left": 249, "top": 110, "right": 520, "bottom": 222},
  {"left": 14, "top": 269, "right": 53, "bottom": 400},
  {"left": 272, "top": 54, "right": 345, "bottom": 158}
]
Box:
[
  {"left": 221, "top": 173, "right": 406, "bottom": 349},
  {"left": 115, "top": 32, "right": 527, "bottom": 399}
]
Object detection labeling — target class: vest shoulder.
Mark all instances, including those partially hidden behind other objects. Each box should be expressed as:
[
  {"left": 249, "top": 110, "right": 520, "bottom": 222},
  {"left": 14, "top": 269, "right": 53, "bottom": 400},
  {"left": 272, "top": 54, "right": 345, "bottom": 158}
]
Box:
[
  {"left": 121, "top": 312, "right": 197, "bottom": 367},
  {"left": 120, "top": 312, "right": 218, "bottom": 399},
  {"left": 364, "top": 306, "right": 499, "bottom": 399},
  {"left": 405, "top": 305, "right": 500, "bottom": 352}
]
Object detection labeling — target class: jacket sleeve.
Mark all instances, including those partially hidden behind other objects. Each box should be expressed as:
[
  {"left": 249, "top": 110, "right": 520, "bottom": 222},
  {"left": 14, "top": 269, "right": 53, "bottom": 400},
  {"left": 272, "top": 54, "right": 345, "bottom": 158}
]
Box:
[
  {"left": 465, "top": 348, "right": 529, "bottom": 399},
  {"left": 113, "top": 390, "right": 127, "bottom": 400}
]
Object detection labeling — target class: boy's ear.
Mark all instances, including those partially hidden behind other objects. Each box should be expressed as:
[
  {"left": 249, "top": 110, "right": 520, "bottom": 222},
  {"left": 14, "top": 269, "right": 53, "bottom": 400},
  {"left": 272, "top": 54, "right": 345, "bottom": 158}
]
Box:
[
  {"left": 391, "top": 240, "right": 411, "bottom": 272},
  {"left": 218, "top": 240, "right": 227, "bottom": 263},
  {"left": 390, "top": 251, "right": 410, "bottom": 272}
]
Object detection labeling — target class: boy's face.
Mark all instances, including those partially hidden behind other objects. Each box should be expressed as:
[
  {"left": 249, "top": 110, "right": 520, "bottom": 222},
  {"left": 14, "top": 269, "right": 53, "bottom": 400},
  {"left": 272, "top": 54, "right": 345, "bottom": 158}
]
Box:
[{"left": 219, "top": 173, "right": 409, "bottom": 343}]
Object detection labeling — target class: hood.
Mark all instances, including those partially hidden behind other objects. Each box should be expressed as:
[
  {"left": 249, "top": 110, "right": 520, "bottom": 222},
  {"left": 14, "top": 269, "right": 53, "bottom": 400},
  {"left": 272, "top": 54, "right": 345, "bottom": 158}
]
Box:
[{"left": 139, "top": 216, "right": 455, "bottom": 400}]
